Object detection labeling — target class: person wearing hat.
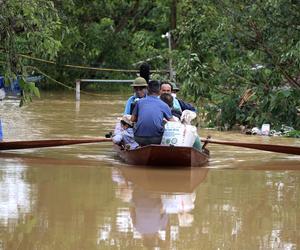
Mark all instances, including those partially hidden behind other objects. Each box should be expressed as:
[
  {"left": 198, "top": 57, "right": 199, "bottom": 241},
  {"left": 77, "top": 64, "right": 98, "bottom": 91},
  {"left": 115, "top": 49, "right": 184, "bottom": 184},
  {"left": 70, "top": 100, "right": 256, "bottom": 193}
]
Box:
[
  {"left": 124, "top": 77, "right": 148, "bottom": 115},
  {"left": 112, "top": 115, "right": 139, "bottom": 149},
  {"left": 131, "top": 80, "right": 175, "bottom": 146},
  {"left": 169, "top": 82, "right": 183, "bottom": 112},
  {"left": 170, "top": 82, "right": 180, "bottom": 94}
]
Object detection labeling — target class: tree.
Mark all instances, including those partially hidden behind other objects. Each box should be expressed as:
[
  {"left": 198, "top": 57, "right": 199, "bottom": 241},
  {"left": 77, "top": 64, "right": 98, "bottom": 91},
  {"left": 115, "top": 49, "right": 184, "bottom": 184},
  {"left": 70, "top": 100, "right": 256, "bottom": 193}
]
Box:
[
  {"left": 0, "top": 0, "right": 61, "bottom": 105},
  {"left": 176, "top": 0, "right": 300, "bottom": 129}
]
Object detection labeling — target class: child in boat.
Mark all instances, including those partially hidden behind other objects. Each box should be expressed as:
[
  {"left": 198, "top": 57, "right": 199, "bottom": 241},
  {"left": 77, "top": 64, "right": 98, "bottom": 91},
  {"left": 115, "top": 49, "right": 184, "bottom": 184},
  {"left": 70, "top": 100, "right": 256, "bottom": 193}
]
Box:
[
  {"left": 112, "top": 115, "right": 139, "bottom": 150},
  {"left": 160, "top": 93, "right": 182, "bottom": 120}
]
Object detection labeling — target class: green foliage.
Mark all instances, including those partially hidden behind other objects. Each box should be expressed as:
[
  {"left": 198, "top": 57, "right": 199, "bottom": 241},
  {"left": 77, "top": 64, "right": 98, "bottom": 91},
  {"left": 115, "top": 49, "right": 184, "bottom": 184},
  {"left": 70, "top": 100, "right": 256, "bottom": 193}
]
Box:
[
  {"left": 46, "top": 0, "right": 171, "bottom": 84},
  {"left": 177, "top": 0, "right": 300, "bottom": 129},
  {"left": 285, "top": 130, "right": 300, "bottom": 138},
  {"left": 19, "top": 79, "right": 40, "bottom": 107},
  {"left": 0, "top": 0, "right": 299, "bottom": 130},
  {"left": 0, "top": 0, "right": 61, "bottom": 103}
]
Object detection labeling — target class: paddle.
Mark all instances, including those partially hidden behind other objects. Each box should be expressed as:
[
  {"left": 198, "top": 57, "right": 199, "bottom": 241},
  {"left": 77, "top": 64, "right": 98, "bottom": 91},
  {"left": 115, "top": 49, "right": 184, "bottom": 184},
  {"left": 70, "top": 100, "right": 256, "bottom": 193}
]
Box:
[
  {"left": 201, "top": 137, "right": 300, "bottom": 155},
  {"left": 0, "top": 138, "right": 112, "bottom": 151},
  {"left": 1, "top": 136, "right": 299, "bottom": 155}
]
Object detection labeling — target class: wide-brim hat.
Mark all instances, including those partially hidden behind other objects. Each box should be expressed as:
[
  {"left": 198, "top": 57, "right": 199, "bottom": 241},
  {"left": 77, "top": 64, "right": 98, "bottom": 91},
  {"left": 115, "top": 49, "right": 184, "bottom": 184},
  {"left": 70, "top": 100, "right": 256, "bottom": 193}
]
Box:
[
  {"left": 131, "top": 77, "right": 148, "bottom": 87},
  {"left": 121, "top": 115, "right": 134, "bottom": 127}
]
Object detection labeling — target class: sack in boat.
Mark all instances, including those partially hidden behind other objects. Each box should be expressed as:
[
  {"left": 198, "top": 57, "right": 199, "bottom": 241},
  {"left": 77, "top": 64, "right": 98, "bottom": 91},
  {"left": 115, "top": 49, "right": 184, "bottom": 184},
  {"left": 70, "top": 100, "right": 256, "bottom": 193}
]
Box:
[
  {"left": 161, "top": 122, "right": 197, "bottom": 147},
  {"left": 261, "top": 124, "right": 270, "bottom": 136}
]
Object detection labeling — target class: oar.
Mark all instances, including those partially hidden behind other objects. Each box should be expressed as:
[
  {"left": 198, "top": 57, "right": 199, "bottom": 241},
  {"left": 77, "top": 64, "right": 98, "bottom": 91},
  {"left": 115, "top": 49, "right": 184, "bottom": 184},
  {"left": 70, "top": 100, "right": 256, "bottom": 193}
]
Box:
[
  {"left": 201, "top": 137, "right": 300, "bottom": 155},
  {"left": 0, "top": 138, "right": 112, "bottom": 151}
]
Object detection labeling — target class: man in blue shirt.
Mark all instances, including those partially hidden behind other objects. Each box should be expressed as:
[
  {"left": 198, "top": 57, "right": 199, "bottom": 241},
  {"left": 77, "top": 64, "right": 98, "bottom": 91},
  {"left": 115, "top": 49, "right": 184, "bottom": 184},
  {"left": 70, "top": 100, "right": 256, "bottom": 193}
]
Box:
[
  {"left": 131, "top": 80, "right": 175, "bottom": 146},
  {"left": 124, "top": 77, "right": 148, "bottom": 115}
]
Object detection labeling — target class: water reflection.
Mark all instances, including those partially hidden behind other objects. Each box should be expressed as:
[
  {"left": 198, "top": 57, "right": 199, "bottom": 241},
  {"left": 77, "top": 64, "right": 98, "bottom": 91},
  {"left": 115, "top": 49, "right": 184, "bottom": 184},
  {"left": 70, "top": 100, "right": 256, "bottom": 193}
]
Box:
[
  {"left": 0, "top": 165, "right": 35, "bottom": 225},
  {"left": 108, "top": 167, "right": 208, "bottom": 248},
  {"left": 0, "top": 156, "right": 299, "bottom": 249}
]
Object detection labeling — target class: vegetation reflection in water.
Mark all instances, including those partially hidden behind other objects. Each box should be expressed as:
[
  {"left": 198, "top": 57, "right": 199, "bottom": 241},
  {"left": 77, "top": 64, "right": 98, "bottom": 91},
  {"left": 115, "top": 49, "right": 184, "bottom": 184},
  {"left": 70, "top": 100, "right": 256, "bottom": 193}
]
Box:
[{"left": 1, "top": 161, "right": 300, "bottom": 249}]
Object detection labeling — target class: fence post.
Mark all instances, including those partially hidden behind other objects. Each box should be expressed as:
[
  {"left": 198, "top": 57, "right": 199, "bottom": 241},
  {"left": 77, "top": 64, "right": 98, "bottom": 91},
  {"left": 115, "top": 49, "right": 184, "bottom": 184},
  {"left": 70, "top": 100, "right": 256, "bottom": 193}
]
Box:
[{"left": 76, "top": 80, "right": 80, "bottom": 101}]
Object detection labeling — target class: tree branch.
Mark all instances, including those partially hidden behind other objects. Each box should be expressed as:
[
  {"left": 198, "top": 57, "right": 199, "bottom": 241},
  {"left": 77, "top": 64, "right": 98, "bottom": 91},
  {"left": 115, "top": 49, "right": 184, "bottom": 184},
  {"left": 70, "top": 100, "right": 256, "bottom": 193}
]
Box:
[
  {"left": 248, "top": 20, "right": 300, "bottom": 89},
  {"left": 115, "top": 0, "right": 140, "bottom": 33}
]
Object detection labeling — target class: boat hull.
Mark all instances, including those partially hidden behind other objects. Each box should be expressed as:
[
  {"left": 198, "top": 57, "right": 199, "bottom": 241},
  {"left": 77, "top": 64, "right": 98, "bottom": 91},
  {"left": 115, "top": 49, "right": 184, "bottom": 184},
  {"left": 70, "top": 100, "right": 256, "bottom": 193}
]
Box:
[{"left": 114, "top": 144, "right": 209, "bottom": 167}]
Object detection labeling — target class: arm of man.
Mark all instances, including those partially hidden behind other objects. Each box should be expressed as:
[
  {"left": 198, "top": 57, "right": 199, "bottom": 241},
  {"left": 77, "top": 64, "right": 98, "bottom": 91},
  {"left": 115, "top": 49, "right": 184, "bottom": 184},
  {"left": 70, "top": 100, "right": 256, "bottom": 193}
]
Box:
[
  {"left": 124, "top": 96, "right": 135, "bottom": 115},
  {"left": 167, "top": 117, "right": 176, "bottom": 122},
  {"left": 131, "top": 115, "right": 137, "bottom": 122},
  {"left": 112, "top": 134, "right": 123, "bottom": 144},
  {"left": 178, "top": 99, "right": 196, "bottom": 112},
  {"left": 131, "top": 101, "right": 139, "bottom": 122},
  {"left": 163, "top": 116, "right": 176, "bottom": 123}
]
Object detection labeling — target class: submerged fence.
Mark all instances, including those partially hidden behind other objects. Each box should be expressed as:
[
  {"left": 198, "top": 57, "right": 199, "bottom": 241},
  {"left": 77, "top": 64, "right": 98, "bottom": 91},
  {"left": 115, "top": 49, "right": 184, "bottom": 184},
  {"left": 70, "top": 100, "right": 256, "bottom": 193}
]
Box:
[{"left": 75, "top": 79, "right": 134, "bottom": 101}]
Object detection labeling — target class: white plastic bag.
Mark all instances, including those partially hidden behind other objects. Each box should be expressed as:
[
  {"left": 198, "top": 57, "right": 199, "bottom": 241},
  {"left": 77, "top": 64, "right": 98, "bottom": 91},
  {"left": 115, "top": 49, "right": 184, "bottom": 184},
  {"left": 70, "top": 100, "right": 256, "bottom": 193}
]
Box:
[
  {"left": 261, "top": 124, "right": 270, "bottom": 136},
  {"left": 161, "top": 122, "right": 197, "bottom": 147},
  {"left": 180, "top": 110, "right": 196, "bottom": 125}
]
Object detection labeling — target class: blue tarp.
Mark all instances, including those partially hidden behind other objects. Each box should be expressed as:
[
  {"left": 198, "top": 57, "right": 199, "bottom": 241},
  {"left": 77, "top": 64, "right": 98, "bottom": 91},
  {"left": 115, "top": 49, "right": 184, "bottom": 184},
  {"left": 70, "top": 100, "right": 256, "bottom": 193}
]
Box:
[{"left": 0, "top": 75, "right": 43, "bottom": 95}]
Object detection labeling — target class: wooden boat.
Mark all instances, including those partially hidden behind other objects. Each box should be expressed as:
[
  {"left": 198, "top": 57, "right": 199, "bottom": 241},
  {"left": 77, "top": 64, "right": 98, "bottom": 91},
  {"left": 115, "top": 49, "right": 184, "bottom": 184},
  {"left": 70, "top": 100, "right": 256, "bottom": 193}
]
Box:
[{"left": 113, "top": 144, "right": 209, "bottom": 167}]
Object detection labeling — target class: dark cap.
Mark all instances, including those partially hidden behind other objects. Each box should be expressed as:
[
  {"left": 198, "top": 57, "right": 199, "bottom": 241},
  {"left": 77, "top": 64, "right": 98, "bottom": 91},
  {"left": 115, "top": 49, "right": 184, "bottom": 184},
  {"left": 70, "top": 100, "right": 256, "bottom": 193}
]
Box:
[{"left": 170, "top": 82, "right": 179, "bottom": 91}]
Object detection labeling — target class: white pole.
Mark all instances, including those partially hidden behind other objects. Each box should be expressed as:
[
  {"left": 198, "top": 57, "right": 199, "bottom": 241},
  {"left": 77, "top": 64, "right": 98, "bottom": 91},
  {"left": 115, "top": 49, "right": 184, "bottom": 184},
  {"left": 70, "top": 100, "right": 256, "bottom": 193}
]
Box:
[{"left": 76, "top": 80, "right": 80, "bottom": 101}]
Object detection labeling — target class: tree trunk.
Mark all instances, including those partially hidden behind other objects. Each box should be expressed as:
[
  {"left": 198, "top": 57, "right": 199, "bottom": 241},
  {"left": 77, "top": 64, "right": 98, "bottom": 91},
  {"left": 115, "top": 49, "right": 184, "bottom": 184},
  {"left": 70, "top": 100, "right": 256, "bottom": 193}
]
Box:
[{"left": 170, "top": 0, "right": 177, "bottom": 49}]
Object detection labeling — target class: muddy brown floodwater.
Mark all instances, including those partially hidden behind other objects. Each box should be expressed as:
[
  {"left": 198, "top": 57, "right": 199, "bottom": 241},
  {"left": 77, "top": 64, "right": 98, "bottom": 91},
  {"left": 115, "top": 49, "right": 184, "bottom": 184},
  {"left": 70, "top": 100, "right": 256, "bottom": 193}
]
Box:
[{"left": 0, "top": 91, "right": 299, "bottom": 249}]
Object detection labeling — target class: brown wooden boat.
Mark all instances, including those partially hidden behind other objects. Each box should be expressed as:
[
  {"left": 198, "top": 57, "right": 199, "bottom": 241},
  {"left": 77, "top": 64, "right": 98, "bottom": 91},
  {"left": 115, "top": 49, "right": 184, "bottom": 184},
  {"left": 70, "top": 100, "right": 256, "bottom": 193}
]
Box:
[{"left": 113, "top": 144, "right": 209, "bottom": 167}]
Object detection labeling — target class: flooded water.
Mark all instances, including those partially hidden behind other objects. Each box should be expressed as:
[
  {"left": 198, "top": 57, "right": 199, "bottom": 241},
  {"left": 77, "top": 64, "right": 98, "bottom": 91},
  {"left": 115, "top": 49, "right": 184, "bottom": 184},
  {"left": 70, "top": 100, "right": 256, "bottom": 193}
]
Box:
[{"left": 0, "top": 91, "right": 300, "bottom": 249}]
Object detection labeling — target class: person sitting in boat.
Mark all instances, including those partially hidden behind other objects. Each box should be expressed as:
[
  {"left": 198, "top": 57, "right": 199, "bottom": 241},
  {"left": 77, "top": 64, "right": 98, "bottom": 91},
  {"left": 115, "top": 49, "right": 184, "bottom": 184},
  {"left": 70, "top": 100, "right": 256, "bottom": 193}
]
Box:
[
  {"left": 131, "top": 80, "right": 175, "bottom": 146},
  {"left": 159, "top": 81, "right": 196, "bottom": 113},
  {"left": 124, "top": 77, "right": 148, "bottom": 115},
  {"left": 112, "top": 115, "right": 139, "bottom": 150},
  {"left": 160, "top": 93, "right": 182, "bottom": 120},
  {"left": 170, "top": 81, "right": 180, "bottom": 95}
]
